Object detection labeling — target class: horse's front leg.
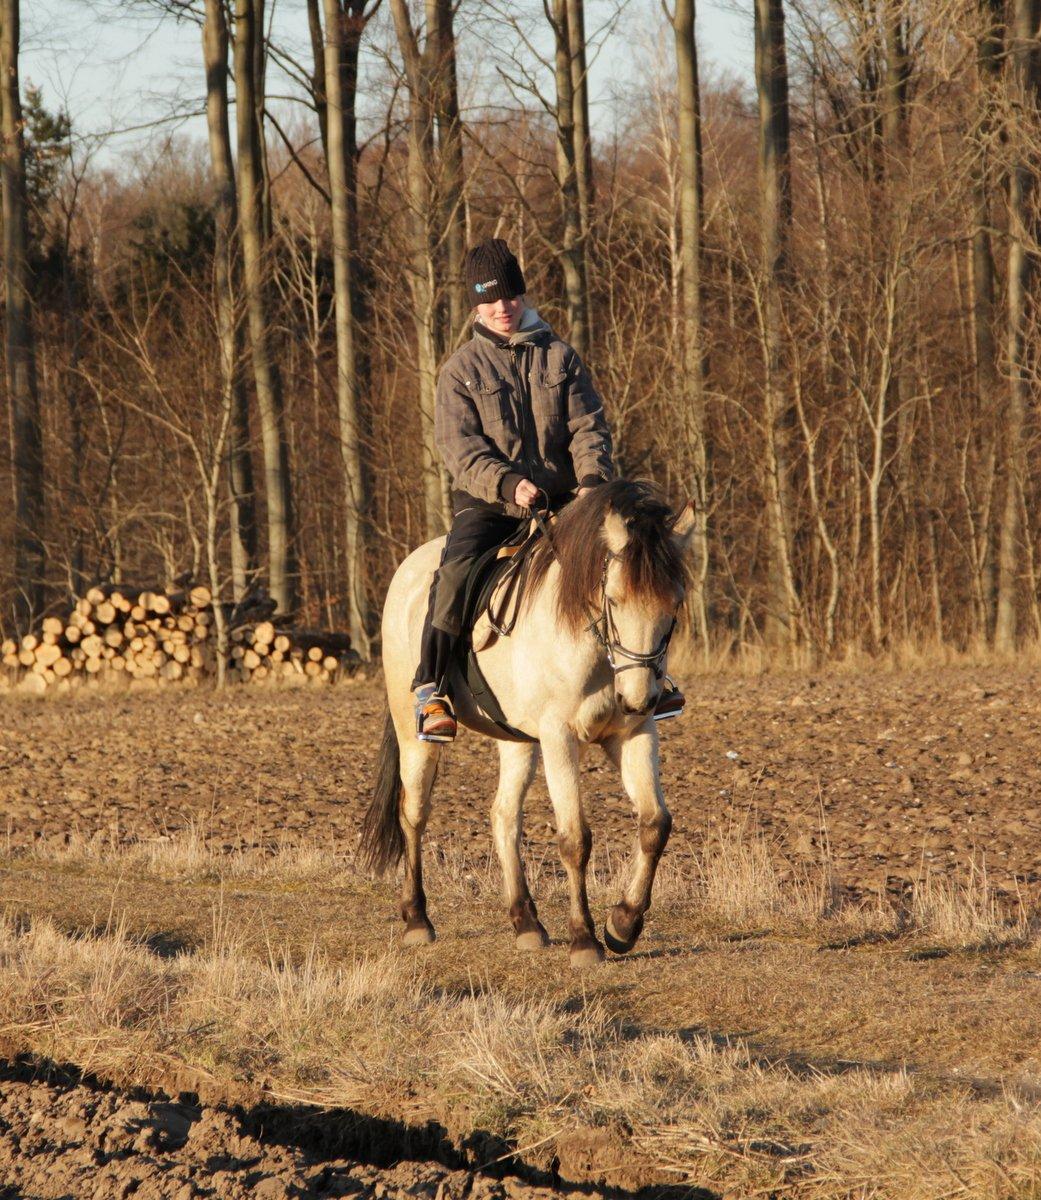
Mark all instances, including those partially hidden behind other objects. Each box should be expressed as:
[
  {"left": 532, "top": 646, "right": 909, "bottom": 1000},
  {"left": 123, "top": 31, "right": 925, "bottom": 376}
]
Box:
[
  {"left": 491, "top": 741, "right": 550, "bottom": 950},
  {"left": 602, "top": 722, "right": 672, "bottom": 954},
  {"left": 541, "top": 725, "right": 604, "bottom": 968}
]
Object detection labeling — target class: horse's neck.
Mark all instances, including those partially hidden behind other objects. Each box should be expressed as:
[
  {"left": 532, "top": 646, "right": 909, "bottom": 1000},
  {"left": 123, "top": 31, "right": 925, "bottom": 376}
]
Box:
[{"left": 522, "top": 560, "right": 598, "bottom": 672}]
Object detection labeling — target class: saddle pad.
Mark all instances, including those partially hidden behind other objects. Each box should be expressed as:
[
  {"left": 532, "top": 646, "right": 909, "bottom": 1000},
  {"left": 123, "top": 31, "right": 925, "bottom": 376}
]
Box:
[{"left": 453, "top": 535, "right": 540, "bottom": 742}]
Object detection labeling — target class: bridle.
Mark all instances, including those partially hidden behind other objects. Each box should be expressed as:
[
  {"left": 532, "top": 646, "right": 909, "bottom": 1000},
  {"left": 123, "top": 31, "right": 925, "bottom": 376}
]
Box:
[
  {"left": 529, "top": 493, "right": 677, "bottom": 680},
  {"left": 587, "top": 550, "right": 676, "bottom": 680}
]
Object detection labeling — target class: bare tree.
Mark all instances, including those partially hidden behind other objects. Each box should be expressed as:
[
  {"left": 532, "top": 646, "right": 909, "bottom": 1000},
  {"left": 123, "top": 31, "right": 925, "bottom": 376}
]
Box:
[
  {"left": 755, "top": 0, "right": 800, "bottom": 652},
  {"left": 1, "top": 0, "right": 44, "bottom": 633},
  {"left": 549, "top": 0, "right": 589, "bottom": 357},
  {"left": 995, "top": 0, "right": 1041, "bottom": 651},
  {"left": 390, "top": 0, "right": 452, "bottom": 537},
  {"left": 321, "top": 0, "right": 379, "bottom": 657},
  {"left": 233, "top": 0, "right": 296, "bottom": 611},
  {"left": 669, "top": 0, "right": 710, "bottom": 656},
  {"left": 202, "top": 0, "right": 257, "bottom": 602}
]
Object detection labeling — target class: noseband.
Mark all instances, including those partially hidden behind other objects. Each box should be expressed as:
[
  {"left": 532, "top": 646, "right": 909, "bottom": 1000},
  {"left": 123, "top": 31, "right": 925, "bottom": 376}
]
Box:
[{"left": 587, "top": 551, "right": 676, "bottom": 679}]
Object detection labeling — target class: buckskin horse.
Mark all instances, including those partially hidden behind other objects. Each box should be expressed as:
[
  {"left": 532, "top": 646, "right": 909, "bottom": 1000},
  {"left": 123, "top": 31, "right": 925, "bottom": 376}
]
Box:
[{"left": 360, "top": 480, "right": 694, "bottom": 968}]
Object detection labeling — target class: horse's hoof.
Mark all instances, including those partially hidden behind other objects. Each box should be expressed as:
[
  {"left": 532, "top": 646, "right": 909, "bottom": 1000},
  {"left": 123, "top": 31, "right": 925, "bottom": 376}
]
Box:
[
  {"left": 605, "top": 910, "right": 644, "bottom": 955},
  {"left": 515, "top": 926, "right": 550, "bottom": 952},
  {"left": 569, "top": 940, "right": 605, "bottom": 969},
  {"left": 402, "top": 923, "right": 436, "bottom": 947}
]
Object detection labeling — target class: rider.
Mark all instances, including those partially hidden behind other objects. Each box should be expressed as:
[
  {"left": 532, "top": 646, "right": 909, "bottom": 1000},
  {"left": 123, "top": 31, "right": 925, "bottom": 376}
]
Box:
[{"left": 412, "top": 237, "right": 684, "bottom": 742}]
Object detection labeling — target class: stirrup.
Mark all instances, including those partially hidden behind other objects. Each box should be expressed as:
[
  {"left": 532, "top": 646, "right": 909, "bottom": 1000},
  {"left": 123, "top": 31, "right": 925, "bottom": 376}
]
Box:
[{"left": 652, "top": 677, "right": 685, "bottom": 722}]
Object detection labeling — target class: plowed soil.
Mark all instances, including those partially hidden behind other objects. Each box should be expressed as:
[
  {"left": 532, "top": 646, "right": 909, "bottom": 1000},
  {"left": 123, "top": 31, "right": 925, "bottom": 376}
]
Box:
[
  {"left": 0, "top": 1060, "right": 570, "bottom": 1200},
  {"left": 2, "top": 665, "right": 1039, "bottom": 893}
]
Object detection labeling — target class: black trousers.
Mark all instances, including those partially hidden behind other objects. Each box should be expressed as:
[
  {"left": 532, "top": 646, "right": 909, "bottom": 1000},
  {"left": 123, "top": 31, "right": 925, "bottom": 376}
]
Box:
[{"left": 412, "top": 506, "right": 527, "bottom": 693}]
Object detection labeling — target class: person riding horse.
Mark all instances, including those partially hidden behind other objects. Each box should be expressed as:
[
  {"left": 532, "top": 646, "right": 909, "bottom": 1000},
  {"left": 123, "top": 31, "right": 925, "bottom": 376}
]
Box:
[{"left": 412, "top": 238, "right": 685, "bottom": 741}]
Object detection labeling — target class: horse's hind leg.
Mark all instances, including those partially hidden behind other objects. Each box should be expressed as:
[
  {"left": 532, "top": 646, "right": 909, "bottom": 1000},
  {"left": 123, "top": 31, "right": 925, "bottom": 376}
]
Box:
[
  {"left": 602, "top": 724, "right": 672, "bottom": 954},
  {"left": 398, "top": 736, "right": 440, "bottom": 946},
  {"left": 491, "top": 741, "right": 549, "bottom": 950}
]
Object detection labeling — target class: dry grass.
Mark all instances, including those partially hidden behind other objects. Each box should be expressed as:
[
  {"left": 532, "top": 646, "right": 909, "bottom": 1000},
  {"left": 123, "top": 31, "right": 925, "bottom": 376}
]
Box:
[
  {"left": 671, "top": 628, "right": 1041, "bottom": 677},
  {"left": 1, "top": 907, "right": 1040, "bottom": 1198},
  {"left": 17, "top": 820, "right": 1034, "bottom": 949},
  {"left": 2, "top": 826, "right": 1041, "bottom": 1197}
]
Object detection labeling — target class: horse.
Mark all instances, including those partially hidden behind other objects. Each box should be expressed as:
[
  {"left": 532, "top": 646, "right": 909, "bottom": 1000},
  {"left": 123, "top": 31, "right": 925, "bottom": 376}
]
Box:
[{"left": 360, "top": 479, "right": 694, "bottom": 968}]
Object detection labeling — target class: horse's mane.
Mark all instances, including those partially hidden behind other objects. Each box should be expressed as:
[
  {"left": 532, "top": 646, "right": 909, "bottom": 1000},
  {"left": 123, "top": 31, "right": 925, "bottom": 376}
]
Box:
[{"left": 526, "top": 480, "right": 688, "bottom": 633}]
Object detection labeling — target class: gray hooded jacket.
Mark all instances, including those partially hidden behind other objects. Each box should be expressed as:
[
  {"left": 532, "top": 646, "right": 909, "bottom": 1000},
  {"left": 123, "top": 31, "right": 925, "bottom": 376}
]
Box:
[{"left": 434, "top": 310, "right": 614, "bottom": 520}]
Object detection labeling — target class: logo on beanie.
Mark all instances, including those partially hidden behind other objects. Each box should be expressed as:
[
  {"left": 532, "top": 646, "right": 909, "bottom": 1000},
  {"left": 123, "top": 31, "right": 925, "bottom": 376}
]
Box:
[{"left": 474, "top": 279, "right": 498, "bottom": 294}]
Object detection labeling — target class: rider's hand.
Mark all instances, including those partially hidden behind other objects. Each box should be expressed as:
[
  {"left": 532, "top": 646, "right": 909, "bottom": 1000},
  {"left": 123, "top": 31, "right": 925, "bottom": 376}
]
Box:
[{"left": 515, "top": 479, "right": 541, "bottom": 509}]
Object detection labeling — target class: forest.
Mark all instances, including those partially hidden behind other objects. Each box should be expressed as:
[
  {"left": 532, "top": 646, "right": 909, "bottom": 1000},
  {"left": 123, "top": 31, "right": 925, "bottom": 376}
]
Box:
[{"left": 2, "top": 0, "right": 1040, "bottom": 664}]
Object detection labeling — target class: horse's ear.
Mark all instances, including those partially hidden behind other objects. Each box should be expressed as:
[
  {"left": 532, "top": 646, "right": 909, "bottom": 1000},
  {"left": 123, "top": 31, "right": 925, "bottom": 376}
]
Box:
[
  {"left": 672, "top": 503, "right": 696, "bottom": 553},
  {"left": 603, "top": 511, "right": 629, "bottom": 555}
]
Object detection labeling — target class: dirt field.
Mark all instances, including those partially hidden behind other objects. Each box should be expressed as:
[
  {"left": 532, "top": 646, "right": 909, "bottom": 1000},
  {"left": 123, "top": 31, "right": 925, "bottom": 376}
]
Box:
[
  {"left": 3, "top": 665, "right": 1041, "bottom": 1198},
  {"left": 2, "top": 665, "right": 1041, "bottom": 891}
]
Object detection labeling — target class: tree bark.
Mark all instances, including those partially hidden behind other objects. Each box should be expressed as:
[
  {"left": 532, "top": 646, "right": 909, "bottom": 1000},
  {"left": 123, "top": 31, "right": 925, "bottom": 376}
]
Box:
[
  {"left": 566, "top": 0, "right": 593, "bottom": 345},
  {"left": 428, "top": 0, "right": 467, "bottom": 348},
  {"left": 391, "top": 0, "right": 451, "bottom": 537},
  {"left": 233, "top": 0, "right": 296, "bottom": 611},
  {"left": 995, "top": 0, "right": 1041, "bottom": 652},
  {"left": 754, "top": 0, "right": 799, "bottom": 653},
  {"left": 550, "top": 0, "right": 589, "bottom": 359},
  {"left": 567, "top": 0, "right": 594, "bottom": 237},
  {"left": 306, "top": 0, "right": 330, "bottom": 157},
  {"left": 971, "top": 0, "right": 1004, "bottom": 639},
  {"left": 202, "top": 0, "right": 257, "bottom": 603},
  {"left": 0, "top": 0, "right": 45, "bottom": 633},
  {"left": 671, "top": 0, "right": 710, "bottom": 658},
  {"left": 322, "top": 0, "right": 373, "bottom": 658}
]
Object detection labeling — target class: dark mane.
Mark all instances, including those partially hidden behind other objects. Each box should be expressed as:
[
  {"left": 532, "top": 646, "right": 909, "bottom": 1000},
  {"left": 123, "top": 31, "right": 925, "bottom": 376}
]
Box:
[{"left": 526, "top": 480, "right": 688, "bottom": 632}]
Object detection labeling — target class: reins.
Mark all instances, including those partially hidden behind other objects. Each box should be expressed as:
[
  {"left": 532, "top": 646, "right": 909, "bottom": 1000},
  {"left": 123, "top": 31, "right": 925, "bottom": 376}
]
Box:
[{"left": 491, "top": 491, "right": 677, "bottom": 681}]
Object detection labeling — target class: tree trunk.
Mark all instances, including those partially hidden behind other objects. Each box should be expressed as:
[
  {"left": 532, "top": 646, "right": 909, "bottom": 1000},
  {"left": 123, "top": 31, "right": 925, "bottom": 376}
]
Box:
[
  {"left": 566, "top": 0, "right": 593, "bottom": 346},
  {"left": 390, "top": 0, "right": 450, "bottom": 537},
  {"left": 322, "top": 0, "right": 372, "bottom": 658},
  {"left": 754, "top": 0, "right": 799, "bottom": 653},
  {"left": 995, "top": 0, "right": 1041, "bottom": 652},
  {"left": 0, "top": 0, "right": 44, "bottom": 633},
  {"left": 972, "top": 0, "right": 1004, "bottom": 639},
  {"left": 882, "top": 0, "right": 914, "bottom": 555},
  {"left": 203, "top": 0, "right": 257, "bottom": 603},
  {"left": 429, "top": 0, "right": 467, "bottom": 348},
  {"left": 233, "top": 0, "right": 296, "bottom": 612},
  {"left": 551, "top": 0, "right": 589, "bottom": 359},
  {"left": 671, "top": 0, "right": 710, "bottom": 659},
  {"left": 306, "top": 0, "right": 329, "bottom": 157}
]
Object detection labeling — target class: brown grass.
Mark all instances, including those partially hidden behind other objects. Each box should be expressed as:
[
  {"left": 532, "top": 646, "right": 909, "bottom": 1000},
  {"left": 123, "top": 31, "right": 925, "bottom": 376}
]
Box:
[{"left": 2, "top": 825, "right": 1041, "bottom": 1197}]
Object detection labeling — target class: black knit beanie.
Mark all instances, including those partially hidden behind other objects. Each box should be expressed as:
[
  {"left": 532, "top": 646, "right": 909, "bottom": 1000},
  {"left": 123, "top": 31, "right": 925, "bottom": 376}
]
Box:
[{"left": 464, "top": 238, "right": 526, "bottom": 307}]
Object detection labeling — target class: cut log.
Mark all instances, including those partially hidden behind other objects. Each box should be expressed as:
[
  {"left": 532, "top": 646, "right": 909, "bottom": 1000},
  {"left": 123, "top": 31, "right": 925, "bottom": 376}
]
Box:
[
  {"left": 94, "top": 601, "right": 117, "bottom": 625},
  {"left": 42, "top": 616, "right": 64, "bottom": 637}
]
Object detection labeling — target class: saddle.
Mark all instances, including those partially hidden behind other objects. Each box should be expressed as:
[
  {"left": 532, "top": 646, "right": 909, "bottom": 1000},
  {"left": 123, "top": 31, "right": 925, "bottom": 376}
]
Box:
[{"left": 453, "top": 522, "right": 545, "bottom": 742}]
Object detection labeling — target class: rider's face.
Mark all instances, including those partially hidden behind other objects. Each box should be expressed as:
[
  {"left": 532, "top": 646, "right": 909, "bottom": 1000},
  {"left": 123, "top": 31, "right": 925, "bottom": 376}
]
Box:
[{"left": 476, "top": 295, "right": 525, "bottom": 335}]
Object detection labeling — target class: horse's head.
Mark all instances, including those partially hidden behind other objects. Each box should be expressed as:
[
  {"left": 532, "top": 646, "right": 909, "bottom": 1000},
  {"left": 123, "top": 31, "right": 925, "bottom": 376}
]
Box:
[{"left": 531, "top": 480, "right": 695, "bottom": 717}]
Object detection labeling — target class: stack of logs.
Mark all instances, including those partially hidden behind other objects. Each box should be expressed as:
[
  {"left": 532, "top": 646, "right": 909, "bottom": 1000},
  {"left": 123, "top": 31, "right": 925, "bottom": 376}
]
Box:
[{"left": 1, "top": 585, "right": 357, "bottom": 695}]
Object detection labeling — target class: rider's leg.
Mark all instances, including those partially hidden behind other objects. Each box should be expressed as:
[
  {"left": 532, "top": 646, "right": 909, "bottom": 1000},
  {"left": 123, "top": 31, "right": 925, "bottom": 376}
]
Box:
[{"left": 413, "top": 507, "right": 525, "bottom": 740}]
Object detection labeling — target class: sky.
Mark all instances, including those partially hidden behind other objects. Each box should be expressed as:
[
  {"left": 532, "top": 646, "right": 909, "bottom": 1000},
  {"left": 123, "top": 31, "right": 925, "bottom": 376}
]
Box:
[{"left": 21, "top": 0, "right": 754, "bottom": 169}]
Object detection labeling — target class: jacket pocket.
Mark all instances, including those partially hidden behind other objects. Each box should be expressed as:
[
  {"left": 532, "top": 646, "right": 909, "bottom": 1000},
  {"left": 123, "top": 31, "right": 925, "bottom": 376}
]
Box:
[
  {"left": 533, "top": 366, "right": 568, "bottom": 438},
  {"left": 474, "top": 379, "right": 511, "bottom": 431}
]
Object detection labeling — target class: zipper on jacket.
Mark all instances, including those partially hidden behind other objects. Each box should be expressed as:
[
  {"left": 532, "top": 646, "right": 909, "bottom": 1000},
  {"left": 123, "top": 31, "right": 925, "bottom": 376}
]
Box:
[{"left": 507, "top": 346, "right": 538, "bottom": 478}]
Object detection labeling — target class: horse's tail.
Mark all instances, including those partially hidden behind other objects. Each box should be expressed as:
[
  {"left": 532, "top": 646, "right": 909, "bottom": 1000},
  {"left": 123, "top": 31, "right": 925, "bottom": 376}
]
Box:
[{"left": 360, "top": 710, "right": 404, "bottom": 875}]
